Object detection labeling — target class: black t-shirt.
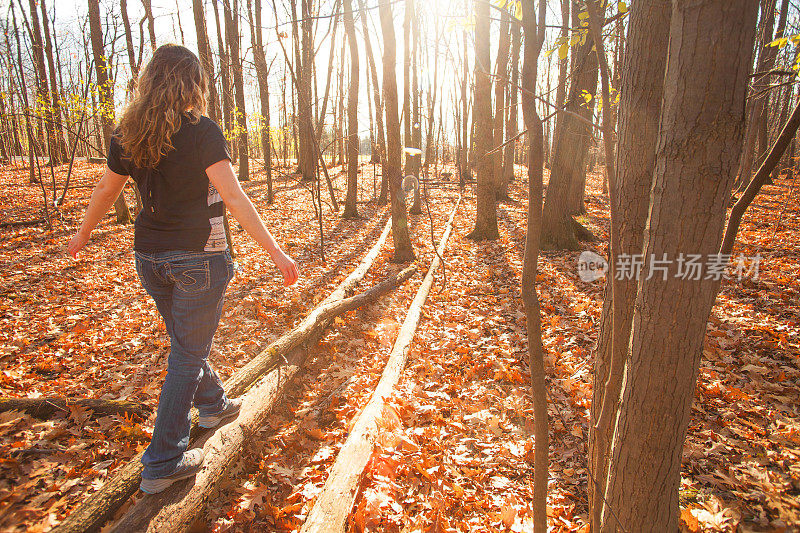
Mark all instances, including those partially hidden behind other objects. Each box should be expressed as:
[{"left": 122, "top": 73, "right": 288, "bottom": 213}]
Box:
[{"left": 106, "top": 115, "right": 231, "bottom": 252}]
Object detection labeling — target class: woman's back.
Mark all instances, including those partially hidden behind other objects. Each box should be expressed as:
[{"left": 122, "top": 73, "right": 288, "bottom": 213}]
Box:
[{"left": 108, "top": 114, "right": 230, "bottom": 252}]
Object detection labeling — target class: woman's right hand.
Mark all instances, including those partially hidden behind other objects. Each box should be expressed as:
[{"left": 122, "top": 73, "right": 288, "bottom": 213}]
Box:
[{"left": 272, "top": 250, "right": 299, "bottom": 286}]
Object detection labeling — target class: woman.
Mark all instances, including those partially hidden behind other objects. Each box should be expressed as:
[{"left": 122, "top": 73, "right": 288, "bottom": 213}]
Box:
[{"left": 67, "top": 44, "right": 299, "bottom": 494}]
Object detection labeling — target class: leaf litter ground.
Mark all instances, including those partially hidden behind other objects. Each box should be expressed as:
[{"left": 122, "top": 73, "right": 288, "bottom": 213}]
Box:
[{"left": 0, "top": 161, "right": 798, "bottom": 532}]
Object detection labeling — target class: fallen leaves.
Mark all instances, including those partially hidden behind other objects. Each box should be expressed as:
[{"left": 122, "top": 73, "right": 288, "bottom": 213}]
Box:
[{"left": 2, "top": 160, "right": 799, "bottom": 531}]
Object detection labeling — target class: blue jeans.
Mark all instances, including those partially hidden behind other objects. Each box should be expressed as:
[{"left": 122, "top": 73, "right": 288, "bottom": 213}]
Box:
[{"left": 134, "top": 250, "right": 234, "bottom": 479}]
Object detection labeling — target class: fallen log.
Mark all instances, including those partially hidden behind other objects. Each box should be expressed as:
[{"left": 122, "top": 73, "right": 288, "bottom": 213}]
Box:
[
  {"left": 0, "top": 397, "right": 150, "bottom": 420},
  {"left": 0, "top": 218, "right": 46, "bottom": 228},
  {"left": 226, "top": 222, "right": 394, "bottom": 397},
  {"left": 52, "top": 218, "right": 392, "bottom": 533},
  {"left": 109, "top": 266, "right": 417, "bottom": 532},
  {"left": 302, "top": 196, "right": 461, "bottom": 532}
]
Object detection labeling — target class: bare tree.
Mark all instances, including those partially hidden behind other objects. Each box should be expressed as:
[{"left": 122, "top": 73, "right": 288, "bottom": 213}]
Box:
[
  {"left": 379, "top": 0, "right": 414, "bottom": 262},
  {"left": 519, "top": 0, "right": 547, "bottom": 528},
  {"left": 467, "top": 0, "right": 499, "bottom": 240},
  {"left": 88, "top": 0, "right": 132, "bottom": 224},
  {"left": 141, "top": 0, "right": 156, "bottom": 49},
  {"left": 356, "top": 0, "right": 388, "bottom": 203},
  {"left": 501, "top": 18, "right": 521, "bottom": 190},
  {"left": 493, "top": 7, "right": 510, "bottom": 199},
  {"left": 341, "top": 0, "right": 359, "bottom": 218},
  {"left": 224, "top": 0, "right": 249, "bottom": 180},
  {"left": 541, "top": 0, "right": 599, "bottom": 249},
  {"left": 193, "top": 0, "right": 221, "bottom": 123}
]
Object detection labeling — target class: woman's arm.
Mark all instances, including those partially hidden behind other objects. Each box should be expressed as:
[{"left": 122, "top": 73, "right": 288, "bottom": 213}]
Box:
[
  {"left": 67, "top": 166, "right": 130, "bottom": 258},
  {"left": 205, "top": 159, "right": 299, "bottom": 286}
]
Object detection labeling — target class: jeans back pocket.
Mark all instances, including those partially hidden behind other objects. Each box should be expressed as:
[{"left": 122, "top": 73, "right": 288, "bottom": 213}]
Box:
[{"left": 168, "top": 259, "right": 211, "bottom": 293}]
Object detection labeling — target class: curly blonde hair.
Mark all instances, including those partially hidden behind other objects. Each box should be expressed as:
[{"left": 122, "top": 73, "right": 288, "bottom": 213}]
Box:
[{"left": 117, "top": 44, "right": 208, "bottom": 168}]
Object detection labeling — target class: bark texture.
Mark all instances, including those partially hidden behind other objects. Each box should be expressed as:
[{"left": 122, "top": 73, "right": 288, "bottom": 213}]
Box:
[
  {"left": 467, "top": 0, "right": 499, "bottom": 240},
  {"left": 379, "top": 0, "right": 415, "bottom": 262},
  {"left": 601, "top": 2, "right": 758, "bottom": 530},
  {"left": 342, "top": 0, "right": 360, "bottom": 218},
  {"left": 224, "top": 0, "right": 249, "bottom": 180},
  {"left": 540, "top": 3, "right": 598, "bottom": 249},
  {"left": 519, "top": 2, "right": 547, "bottom": 529},
  {"left": 588, "top": 0, "right": 671, "bottom": 524}
]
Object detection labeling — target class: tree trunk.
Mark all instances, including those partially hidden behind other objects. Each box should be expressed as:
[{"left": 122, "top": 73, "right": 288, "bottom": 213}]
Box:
[
  {"left": 721, "top": 96, "right": 800, "bottom": 256},
  {"left": 540, "top": 3, "right": 598, "bottom": 249},
  {"left": 88, "top": 0, "right": 131, "bottom": 224},
  {"left": 297, "top": 0, "right": 317, "bottom": 180},
  {"left": 212, "top": 0, "right": 234, "bottom": 154},
  {"left": 0, "top": 397, "right": 151, "bottom": 420},
  {"left": 519, "top": 2, "right": 547, "bottom": 529},
  {"left": 493, "top": 8, "right": 510, "bottom": 200},
  {"left": 423, "top": 23, "right": 441, "bottom": 169},
  {"left": 192, "top": 0, "right": 221, "bottom": 123},
  {"left": 25, "top": 0, "right": 56, "bottom": 164},
  {"left": 502, "top": 20, "right": 521, "bottom": 189},
  {"left": 601, "top": 2, "right": 758, "bottom": 529},
  {"left": 341, "top": 0, "right": 359, "bottom": 218},
  {"left": 379, "top": 0, "right": 415, "bottom": 263},
  {"left": 467, "top": 0, "right": 499, "bottom": 241},
  {"left": 224, "top": 0, "right": 249, "bottom": 180},
  {"left": 403, "top": 0, "right": 412, "bottom": 175},
  {"left": 460, "top": 13, "right": 469, "bottom": 186},
  {"left": 588, "top": 1, "right": 671, "bottom": 526},
  {"left": 736, "top": 0, "right": 785, "bottom": 188},
  {"left": 550, "top": 0, "right": 570, "bottom": 168},
  {"left": 142, "top": 0, "right": 156, "bottom": 49},
  {"left": 302, "top": 200, "right": 460, "bottom": 533},
  {"left": 356, "top": 0, "right": 388, "bottom": 204},
  {"left": 38, "top": 0, "right": 69, "bottom": 163},
  {"left": 121, "top": 0, "right": 139, "bottom": 98},
  {"left": 248, "top": 0, "right": 272, "bottom": 201},
  {"left": 409, "top": 5, "right": 422, "bottom": 214}
]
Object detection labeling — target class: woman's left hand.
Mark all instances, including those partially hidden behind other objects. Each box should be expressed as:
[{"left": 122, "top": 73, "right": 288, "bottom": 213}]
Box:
[{"left": 67, "top": 231, "right": 90, "bottom": 259}]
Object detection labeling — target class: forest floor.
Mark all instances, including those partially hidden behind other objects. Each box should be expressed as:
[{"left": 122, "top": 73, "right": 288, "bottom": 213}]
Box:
[{"left": 0, "top": 160, "right": 797, "bottom": 532}]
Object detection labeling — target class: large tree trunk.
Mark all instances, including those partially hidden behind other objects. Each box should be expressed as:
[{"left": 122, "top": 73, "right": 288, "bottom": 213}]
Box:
[
  {"left": 601, "top": 1, "right": 758, "bottom": 530},
  {"left": 341, "top": 0, "right": 359, "bottom": 218},
  {"left": 192, "top": 0, "right": 221, "bottom": 123},
  {"left": 88, "top": 0, "right": 131, "bottom": 224},
  {"left": 467, "top": 0, "right": 499, "bottom": 241},
  {"left": 540, "top": 3, "right": 598, "bottom": 250},
  {"left": 588, "top": 1, "right": 671, "bottom": 526},
  {"left": 224, "top": 0, "right": 249, "bottom": 180},
  {"left": 379, "top": 0, "right": 415, "bottom": 263}
]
